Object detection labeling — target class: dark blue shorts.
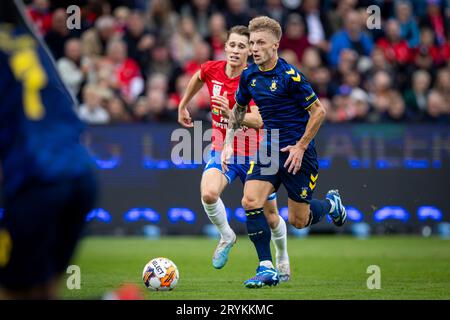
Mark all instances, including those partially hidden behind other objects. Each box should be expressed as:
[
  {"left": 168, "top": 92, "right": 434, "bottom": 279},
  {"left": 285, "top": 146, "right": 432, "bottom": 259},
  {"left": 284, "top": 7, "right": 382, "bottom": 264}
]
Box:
[
  {"left": 0, "top": 171, "right": 97, "bottom": 290},
  {"left": 246, "top": 148, "right": 319, "bottom": 203},
  {"left": 204, "top": 150, "right": 277, "bottom": 201}
]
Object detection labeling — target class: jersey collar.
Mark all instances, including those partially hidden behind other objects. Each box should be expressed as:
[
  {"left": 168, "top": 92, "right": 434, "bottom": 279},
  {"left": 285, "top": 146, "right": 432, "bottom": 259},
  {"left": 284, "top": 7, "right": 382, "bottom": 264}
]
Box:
[{"left": 258, "top": 58, "right": 278, "bottom": 72}]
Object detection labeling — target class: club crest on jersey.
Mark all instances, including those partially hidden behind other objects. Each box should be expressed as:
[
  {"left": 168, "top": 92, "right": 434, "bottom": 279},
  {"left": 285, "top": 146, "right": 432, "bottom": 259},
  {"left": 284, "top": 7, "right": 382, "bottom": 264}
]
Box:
[
  {"left": 300, "top": 187, "right": 308, "bottom": 199},
  {"left": 212, "top": 108, "right": 220, "bottom": 116},
  {"left": 270, "top": 79, "right": 278, "bottom": 92},
  {"left": 250, "top": 79, "right": 256, "bottom": 87}
]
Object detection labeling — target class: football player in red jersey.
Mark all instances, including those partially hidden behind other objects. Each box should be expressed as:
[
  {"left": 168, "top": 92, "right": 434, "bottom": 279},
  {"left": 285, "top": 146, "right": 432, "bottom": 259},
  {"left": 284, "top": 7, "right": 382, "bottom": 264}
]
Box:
[{"left": 178, "top": 26, "right": 290, "bottom": 281}]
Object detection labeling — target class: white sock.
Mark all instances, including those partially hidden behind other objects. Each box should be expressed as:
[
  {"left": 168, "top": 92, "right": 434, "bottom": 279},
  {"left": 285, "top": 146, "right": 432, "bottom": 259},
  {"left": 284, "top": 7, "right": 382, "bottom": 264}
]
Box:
[
  {"left": 259, "top": 260, "right": 274, "bottom": 269},
  {"left": 270, "top": 216, "right": 289, "bottom": 264},
  {"left": 202, "top": 198, "right": 234, "bottom": 241}
]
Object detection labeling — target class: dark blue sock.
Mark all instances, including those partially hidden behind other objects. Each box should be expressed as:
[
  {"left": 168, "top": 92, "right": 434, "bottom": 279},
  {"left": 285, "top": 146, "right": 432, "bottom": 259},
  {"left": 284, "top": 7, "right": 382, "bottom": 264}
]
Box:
[
  {"left": 309, "top": 199, "right": 332, "bottom": 225},
  {"left": 245, "top": 208, "right": 272, "bottom": 263}
]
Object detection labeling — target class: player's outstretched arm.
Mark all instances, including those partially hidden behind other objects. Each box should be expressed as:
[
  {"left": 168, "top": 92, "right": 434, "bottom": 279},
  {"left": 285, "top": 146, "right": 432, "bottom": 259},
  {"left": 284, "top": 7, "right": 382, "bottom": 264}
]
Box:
[
  {"left": 282, "top": 99, "right": 327, "bottom": 174},
  {"left": 221, "top": 103, "right": 248, "bottom": 171},
  {"left": 178, "top": 70, "right": 204, "bottom": 128}
]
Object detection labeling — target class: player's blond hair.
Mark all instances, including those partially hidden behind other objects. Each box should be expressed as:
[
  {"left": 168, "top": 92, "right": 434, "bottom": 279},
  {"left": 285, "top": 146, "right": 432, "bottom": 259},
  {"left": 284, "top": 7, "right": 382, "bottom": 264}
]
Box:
[{"left": 248, "top": 16, "right": 282, "bottom": 42}]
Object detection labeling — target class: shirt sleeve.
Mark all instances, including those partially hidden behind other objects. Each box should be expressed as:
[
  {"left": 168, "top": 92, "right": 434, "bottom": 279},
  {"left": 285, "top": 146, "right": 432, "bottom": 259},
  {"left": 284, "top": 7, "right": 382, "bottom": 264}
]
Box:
[
  {"left": 288, "top": 70, "right": 318, "bottom": 110},
  {"left": 235, "top": 71, "right": 252, "bottom": 107},
  {"left": 200, "top": 61, "right": 212, "bottom": 82}
]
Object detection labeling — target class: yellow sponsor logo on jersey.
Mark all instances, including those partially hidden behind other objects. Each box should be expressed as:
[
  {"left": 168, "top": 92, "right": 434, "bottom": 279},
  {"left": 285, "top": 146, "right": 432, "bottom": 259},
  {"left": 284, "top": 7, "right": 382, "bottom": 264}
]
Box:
[{"left": 250, "top": 79, "right": 256, "bottom": 87}]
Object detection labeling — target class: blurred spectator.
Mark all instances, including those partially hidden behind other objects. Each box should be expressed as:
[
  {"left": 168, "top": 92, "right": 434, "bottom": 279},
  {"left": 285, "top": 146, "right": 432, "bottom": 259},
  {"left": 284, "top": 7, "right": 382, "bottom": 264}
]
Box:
[
  {"left": 328, "top": 10, "right": 374, "bottom": 67},
  {"left": 310, "top": 66, "right": 337, "bottom": 99},
  {"left": 279, "top": 13, "right": 310, "bottom": 63},
  {"left": 301, "top": 47, "right": 323, "bottom": 78},
  {"left": 329, "top": 85, "right": 354, "bottom": 122},
  {"left": 425, "top": 91, "right": 449, "bottom": 122},
  {"left": 413, "top": 27, "right": 450, "bottom": 69},
  {"left": 144, "top": 43, "right": 183, "bottom": 93},
  {"left": 184, "top": 41, "right": 212, "bottom": 75},
  {"left": 403, "top": 70, "right": 431, "bottom": 119},
  {"left": 97, "top": 40, "right": 144, "bottom": 105},
  {"left": 106, "top": 96, "right": 132, "bottom": 123},
  {"left": 57, "top": 38, "right": 87, "bottom": 98},
  {"left": 327, "top": 0, "right": 358, "bottom": 35},
  {"left": 146, "top": 0, "right": 178, "bottom": 40},
  {"left": 335, "top": 49, "right": 359, "bottom": 84},
  {"left": 147, "top": 73, "right": 169, "bottom": 94},
  {"left": 420, "top": 0, "right": 447, "bottom": 45},
  {"left": 146, "top": 90, "right": 172, "bottom": 122},
  {"left": 168, "top": 74, "right": 205, "bottom": 118},
  {"left": 280, "top": 49, "right": 301, "bottom": 69},
  {"left": 368, "top": 71, "right": 395, "bottom": 118},
  {"left": 44, "top": 9, "right": 72, "bottom": 60},
  {"left": 301, "top": 0, "right": 330, "bottom": 52},
  {"left": 381, "top": 90, "right": 409, "bottom": 122},
  {"left": 224, "top": 0, "right": 252, "bottom": 29},
  {"left": 81, "top": 15, "right": 120, "bottom": 58},
  {"left": 376, "top": 19, "right": 412, "bottom": 66},
  {"left": 77, "top": 85, "right": 110, "bottom": 124},
  {"left": 122, "top": 11, "right": 155, "bottom": 71},
  {"left": 181, "top": 0, "right": 215, "bottom": 38},
  {"left": 350, "top": 88, "right": 370, "bottom": 122},
  {"left": 113, "top": 6, "right": 131, "bottom": 33},
  {"left": 259, "top": 0, "right": 289, "bottom": 28},
  {"left": 170, "top": 16, "right": 202, "bottom": 65},
  {"left": 432, "top": 68, "right": 450, "bottom": 106},
  {"left": 205, "top": 13, "right": 228, "bottom": 61},
  {"left": 27, "top": 0, "right": 52, "bottom": 36},
  {"left": 396, "top": 0, "right": 421, "bottom": 48}
]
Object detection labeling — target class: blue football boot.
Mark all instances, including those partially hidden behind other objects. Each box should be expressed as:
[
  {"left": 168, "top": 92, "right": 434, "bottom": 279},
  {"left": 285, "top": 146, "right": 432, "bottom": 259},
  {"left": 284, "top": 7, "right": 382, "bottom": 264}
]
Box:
[
  {"left": 244, "top": 266, "right": 280, "bottom": 288},
  {"left": 326, "top": 189, "right": 347, "bottom": 227}
]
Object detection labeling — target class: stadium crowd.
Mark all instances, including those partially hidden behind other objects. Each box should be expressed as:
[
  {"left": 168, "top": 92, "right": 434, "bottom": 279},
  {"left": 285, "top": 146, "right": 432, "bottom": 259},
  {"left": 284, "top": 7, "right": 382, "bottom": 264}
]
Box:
[{"left": 27, "top": 0, "right": 450, "bottom": 124}]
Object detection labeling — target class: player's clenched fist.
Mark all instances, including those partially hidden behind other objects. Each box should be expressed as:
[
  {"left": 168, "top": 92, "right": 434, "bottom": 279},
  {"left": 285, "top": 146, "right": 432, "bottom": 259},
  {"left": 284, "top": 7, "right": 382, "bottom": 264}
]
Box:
[
  {"left": 211, "top": 91, "right": 230, "bottom": 119},
  {"left": 178, "top": 107, "right": 193, "bottom": 128},
  {"left": 281, "top": 144, "right": 306, "bottom": 175}
]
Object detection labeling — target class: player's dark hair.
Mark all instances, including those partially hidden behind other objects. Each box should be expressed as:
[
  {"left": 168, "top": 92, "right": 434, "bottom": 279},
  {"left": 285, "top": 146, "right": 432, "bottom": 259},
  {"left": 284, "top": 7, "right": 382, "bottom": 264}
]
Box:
[{"left": 226, "top": 25, "right": 250, "bottom": 41}]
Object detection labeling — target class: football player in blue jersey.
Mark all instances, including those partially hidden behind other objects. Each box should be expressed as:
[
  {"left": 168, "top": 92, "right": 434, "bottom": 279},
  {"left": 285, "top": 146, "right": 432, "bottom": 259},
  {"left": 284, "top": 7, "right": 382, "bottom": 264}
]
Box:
[
  {"left": 222, "top": 16, "right": 347, "bottom": 288},
  {"left": 0, "top": 0, "right": 97, "bottom": 299}
]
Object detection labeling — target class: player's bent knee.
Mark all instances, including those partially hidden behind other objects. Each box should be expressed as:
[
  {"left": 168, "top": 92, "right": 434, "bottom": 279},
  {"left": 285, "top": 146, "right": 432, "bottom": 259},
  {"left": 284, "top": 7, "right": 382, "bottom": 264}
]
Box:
[
  {"left": 242, "top": 196, "right": 261, "bottom": 210},
  {"left": 201, "top": 189, "right": 220, "bottom": 204}
]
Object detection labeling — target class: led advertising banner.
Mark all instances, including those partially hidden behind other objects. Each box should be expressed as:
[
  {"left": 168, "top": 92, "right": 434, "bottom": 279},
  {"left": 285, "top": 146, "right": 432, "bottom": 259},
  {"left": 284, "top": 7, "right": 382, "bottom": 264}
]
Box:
[{"left": 75, "top": 123, "right": 449, "bottom": 235}]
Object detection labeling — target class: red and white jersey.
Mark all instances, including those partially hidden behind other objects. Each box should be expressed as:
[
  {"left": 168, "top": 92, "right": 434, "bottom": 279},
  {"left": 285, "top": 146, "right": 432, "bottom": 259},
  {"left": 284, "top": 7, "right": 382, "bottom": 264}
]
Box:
[{"left": 200, "top": 60, "right": 260, "bottom": 156}]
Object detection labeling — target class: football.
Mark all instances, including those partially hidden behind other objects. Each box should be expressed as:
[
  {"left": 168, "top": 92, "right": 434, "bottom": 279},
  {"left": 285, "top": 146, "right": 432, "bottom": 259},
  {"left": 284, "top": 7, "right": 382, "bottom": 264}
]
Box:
[{"left": 142, "top": 257, "right": 179, "bottom": 291}]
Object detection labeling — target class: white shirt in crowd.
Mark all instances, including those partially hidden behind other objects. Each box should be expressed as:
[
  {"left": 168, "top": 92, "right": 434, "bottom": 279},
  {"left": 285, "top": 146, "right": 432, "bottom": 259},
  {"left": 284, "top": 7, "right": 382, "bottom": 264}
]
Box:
[{"left": 77, "top": 104, "right": 110, "bottom": 124}]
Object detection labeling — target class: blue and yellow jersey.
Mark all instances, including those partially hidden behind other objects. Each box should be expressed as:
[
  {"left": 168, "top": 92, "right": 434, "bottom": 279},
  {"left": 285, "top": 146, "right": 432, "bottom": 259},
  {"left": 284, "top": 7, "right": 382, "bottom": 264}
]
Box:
[
  {"left": 235, "top": 58, "right": 318, "bottom": 149},
  {"left": 0, "top": 22, "right": 93, "bottom": 197}
]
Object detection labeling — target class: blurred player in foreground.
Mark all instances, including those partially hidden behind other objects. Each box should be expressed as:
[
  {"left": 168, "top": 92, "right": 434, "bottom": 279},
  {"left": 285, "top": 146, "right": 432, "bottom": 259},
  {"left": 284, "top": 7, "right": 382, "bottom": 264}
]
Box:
[
  {"left": 0, "top": 0, "right": 97, "bottom": 299},
  {"left": 178, "top": 26, "right": 290, "bottom": 281},
  {"left": 223, "top": 16, "right": 347, "bottom": 288}
]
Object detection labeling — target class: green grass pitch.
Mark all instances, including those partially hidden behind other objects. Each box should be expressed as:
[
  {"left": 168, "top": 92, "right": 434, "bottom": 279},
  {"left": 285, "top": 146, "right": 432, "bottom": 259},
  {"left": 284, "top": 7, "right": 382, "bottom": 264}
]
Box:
[{"left": 62, "top": 236, "right": 450, "bottom": 300}]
